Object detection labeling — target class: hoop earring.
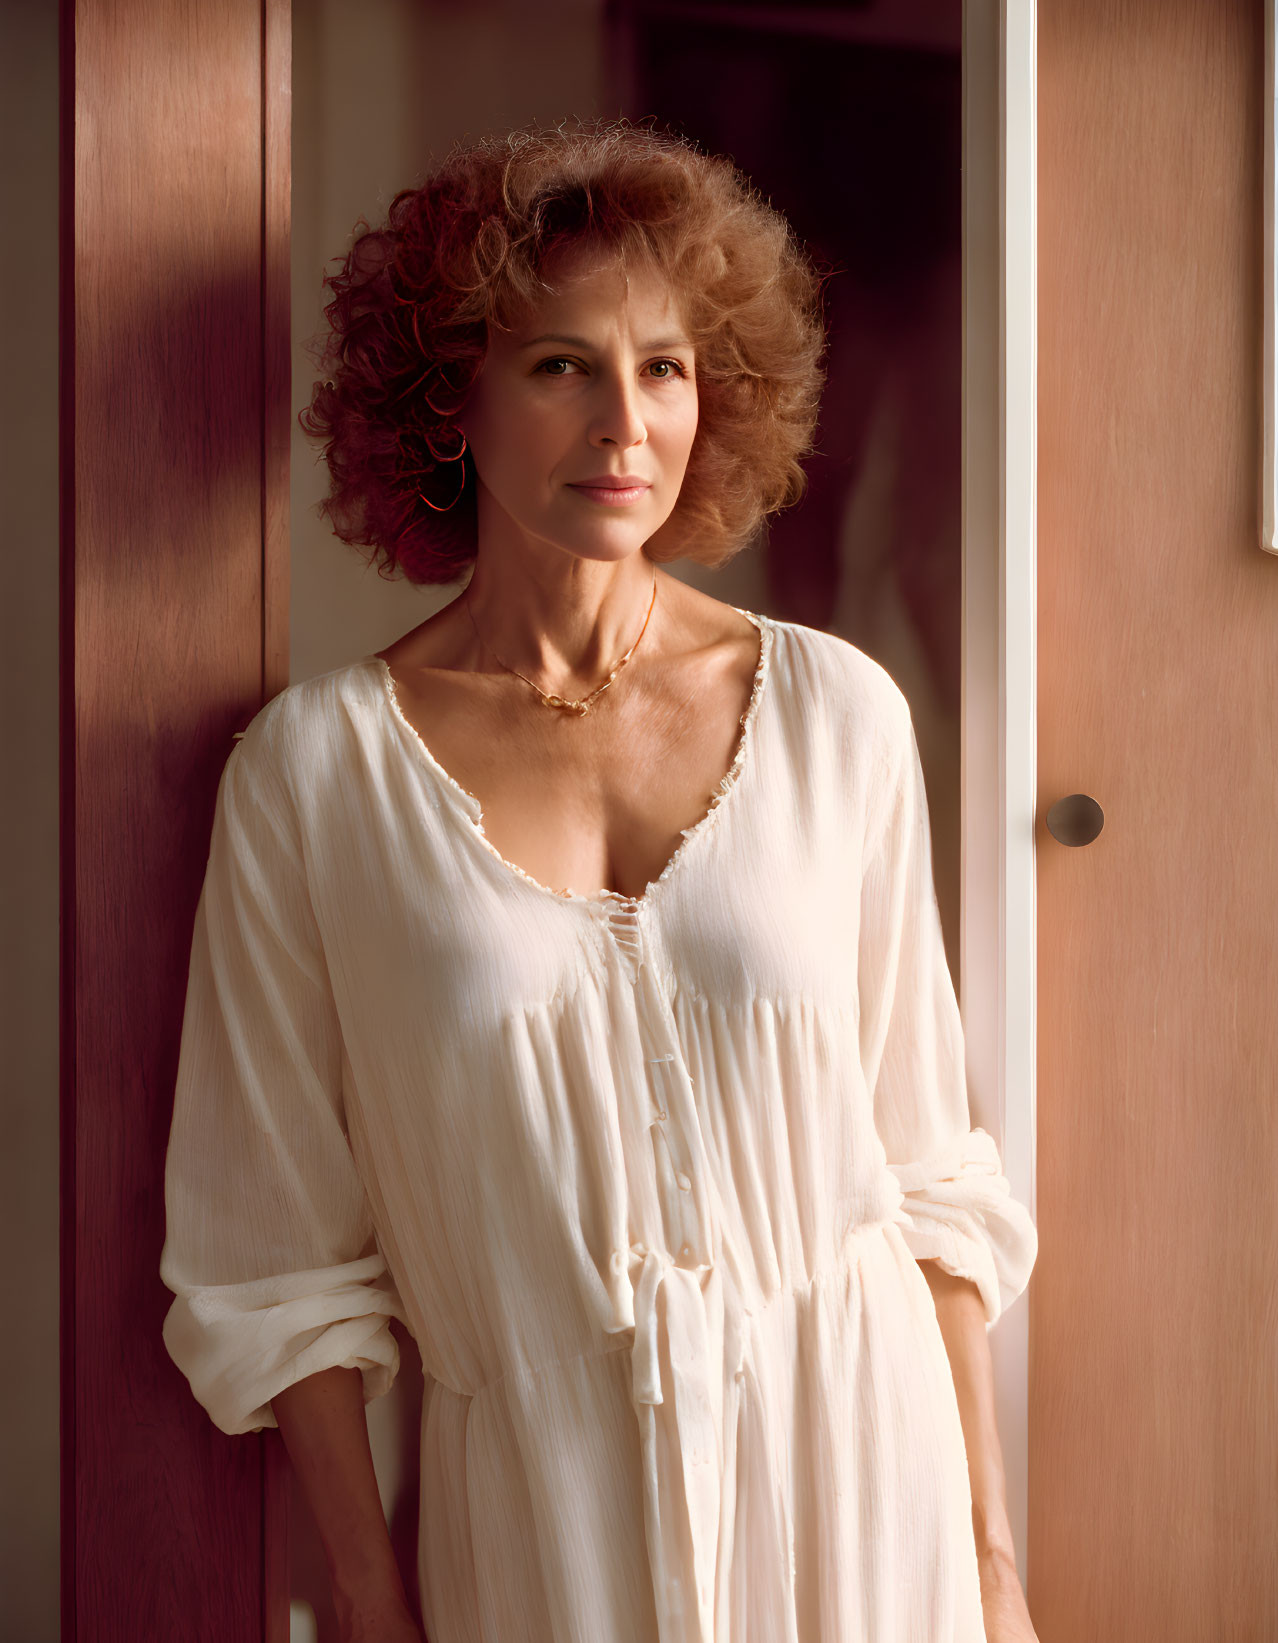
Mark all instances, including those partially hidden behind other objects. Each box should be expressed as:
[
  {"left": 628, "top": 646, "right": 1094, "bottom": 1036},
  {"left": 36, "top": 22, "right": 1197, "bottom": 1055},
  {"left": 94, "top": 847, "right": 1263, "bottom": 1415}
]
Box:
[
  {"left": 417, "top": 432, "right": 468, "bottom": 513},
  {"left": 422, "top": 378, "right": 467, "bottom": 419}
]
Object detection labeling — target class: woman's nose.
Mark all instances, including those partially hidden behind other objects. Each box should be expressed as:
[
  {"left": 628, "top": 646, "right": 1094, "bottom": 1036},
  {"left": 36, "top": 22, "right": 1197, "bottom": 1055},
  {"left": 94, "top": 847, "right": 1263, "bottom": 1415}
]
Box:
[{"left": 588, "top": 372, "right": 647, "bottom": 448}]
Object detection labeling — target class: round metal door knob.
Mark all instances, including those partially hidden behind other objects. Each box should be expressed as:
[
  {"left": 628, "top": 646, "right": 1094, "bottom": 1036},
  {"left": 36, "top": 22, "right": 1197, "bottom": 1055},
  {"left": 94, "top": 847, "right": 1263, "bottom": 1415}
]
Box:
[{"left": 1045, "top": 792, "right": 1105, "bottom": 847}]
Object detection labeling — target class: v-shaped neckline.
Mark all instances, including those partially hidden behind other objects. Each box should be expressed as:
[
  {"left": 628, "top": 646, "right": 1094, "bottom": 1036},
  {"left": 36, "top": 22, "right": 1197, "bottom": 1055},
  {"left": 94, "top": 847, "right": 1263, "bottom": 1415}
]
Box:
[{"left": 367, "top": 607, "right": 774, "bottom": 916}]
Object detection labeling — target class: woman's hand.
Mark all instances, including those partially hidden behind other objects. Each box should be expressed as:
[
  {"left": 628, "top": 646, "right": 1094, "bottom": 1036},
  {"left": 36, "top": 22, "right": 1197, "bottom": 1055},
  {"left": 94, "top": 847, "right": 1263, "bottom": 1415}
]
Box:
[{"left": 977, "top": 1545, "right": 1041, "bottom": 1642}]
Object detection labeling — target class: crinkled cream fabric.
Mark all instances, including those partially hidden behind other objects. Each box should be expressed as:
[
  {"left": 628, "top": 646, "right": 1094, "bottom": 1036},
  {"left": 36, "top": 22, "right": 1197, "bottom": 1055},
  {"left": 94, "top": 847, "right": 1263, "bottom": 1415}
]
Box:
[{"left": 160, "top": 610, "right": 1038, "bottom": 1643}]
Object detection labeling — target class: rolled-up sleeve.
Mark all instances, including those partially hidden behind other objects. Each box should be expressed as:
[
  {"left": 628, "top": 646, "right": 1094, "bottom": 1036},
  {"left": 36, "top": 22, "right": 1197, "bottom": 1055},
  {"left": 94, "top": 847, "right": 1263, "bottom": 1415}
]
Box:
[
  {"left": 858, "top": 692, "right": 1038, "bottom": 1328},
  {"left": 160, "top": 721, "right": 407, "bottom": 1435}
]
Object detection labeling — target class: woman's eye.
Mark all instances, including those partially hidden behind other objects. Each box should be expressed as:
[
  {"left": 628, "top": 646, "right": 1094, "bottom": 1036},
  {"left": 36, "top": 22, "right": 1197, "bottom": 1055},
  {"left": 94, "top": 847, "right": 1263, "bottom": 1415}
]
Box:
[{"left": 534, "top": 356, "right": 687, "bottom": 380}]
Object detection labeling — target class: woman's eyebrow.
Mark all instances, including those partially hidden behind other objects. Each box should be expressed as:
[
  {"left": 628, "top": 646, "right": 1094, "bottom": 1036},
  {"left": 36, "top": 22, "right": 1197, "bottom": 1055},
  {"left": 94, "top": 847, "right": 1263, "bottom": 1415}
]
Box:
[{"left": 518, "top": 333, "right": 692, "bottom": 351}]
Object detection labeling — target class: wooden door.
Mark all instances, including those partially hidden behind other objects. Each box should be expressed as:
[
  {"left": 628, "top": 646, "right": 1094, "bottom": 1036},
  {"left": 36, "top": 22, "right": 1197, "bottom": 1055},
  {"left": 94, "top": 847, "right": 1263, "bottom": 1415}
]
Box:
[
  {"left": 1035, "top": 2, "right": 1277, "bottom": 1636},
  {"left": 60, "top": 0, "right": 292, "bottom": 1636}
]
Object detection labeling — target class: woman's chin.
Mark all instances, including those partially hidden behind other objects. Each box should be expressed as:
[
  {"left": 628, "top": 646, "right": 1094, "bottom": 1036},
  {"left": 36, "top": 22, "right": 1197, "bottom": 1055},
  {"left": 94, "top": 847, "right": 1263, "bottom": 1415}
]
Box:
[{"left": 548, "top": 516, "right": 664, "bottom": 564}]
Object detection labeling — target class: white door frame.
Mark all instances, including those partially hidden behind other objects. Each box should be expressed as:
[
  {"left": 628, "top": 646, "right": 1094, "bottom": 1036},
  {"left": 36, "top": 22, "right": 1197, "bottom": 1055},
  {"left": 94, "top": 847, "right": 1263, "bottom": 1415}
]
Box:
[{"left": 962, "top": 0, "right": 1037, "bottom": 1588}]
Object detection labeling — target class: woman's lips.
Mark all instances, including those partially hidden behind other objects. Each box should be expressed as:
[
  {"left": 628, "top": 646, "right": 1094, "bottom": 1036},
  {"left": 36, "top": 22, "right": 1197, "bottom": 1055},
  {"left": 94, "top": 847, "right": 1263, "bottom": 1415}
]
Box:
[{"left": 567, "top": 482, "right": 651, "bottom": 506}]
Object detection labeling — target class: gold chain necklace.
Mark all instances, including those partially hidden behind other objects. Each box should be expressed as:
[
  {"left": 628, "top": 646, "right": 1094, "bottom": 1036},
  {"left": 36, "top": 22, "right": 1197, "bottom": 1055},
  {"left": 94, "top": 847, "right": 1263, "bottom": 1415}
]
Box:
[{"left": 462, "top": 564, "right": 658, "bottom": 718}]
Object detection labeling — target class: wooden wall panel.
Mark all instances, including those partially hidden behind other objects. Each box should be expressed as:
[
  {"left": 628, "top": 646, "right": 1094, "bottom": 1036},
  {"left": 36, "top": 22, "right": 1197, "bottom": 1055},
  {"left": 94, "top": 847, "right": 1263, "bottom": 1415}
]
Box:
[
  {"left": 1035, "top": 2, "right": 1277, "bottom": 1638},
  {"left": 61, "top": 0, "right": 291, "bottom": 1637}
]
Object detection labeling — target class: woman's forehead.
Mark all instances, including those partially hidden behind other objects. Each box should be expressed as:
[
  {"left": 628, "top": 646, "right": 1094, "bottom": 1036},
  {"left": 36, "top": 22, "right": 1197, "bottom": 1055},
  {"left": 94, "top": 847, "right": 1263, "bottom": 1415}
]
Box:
[{"left": 505, "top": 248, "right": 687, "bottom": 337}]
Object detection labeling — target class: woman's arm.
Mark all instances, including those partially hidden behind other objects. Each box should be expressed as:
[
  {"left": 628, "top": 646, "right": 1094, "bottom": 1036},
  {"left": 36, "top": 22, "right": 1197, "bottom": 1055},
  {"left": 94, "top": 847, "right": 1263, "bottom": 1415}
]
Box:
[
  {"left": 271, "top": 1366, "right": 422, "bottom": 1642},
  {"left": 916, "top": 1259, "right": 1017, "bottom": 1559},
  {"left": 918, "top": 1259, "right": 1041, "bottom": 1642}
]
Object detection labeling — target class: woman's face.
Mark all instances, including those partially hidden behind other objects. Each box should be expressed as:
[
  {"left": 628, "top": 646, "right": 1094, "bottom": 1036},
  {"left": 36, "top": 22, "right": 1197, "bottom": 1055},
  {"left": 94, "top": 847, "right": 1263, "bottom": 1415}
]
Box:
[{"left": 456, "top": 246, "right": 699, "bottom": 566}]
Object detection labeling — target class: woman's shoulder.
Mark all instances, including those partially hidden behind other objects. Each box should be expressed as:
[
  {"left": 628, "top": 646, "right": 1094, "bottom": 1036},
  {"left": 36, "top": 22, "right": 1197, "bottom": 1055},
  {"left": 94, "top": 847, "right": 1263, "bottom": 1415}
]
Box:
[
  {"left": 228, "top": 655, "right": 382, "bottom": 792},
  {"left": 765, "top": 614, "right": 911, "bottom": 738}
]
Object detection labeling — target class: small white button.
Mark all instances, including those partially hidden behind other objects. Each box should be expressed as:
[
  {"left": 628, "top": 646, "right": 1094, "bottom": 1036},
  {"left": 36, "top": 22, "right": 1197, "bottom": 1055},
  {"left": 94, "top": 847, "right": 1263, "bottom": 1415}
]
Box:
[
  {"left": 653, "top": 1108, "right": 668, "bottom": 1122},
  {"left": 675, "top": 1171, "right": 692, "bottom": 1192}
]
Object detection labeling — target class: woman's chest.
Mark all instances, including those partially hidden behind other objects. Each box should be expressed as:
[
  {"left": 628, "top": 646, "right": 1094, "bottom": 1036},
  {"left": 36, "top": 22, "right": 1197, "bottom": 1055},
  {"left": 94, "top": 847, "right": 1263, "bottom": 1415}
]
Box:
[
  {"left": 300, "top": 712, "right": 867, "bottom": 1039},
  {"left": 379, "top": 623, "right": 766, "bottom": 904}
]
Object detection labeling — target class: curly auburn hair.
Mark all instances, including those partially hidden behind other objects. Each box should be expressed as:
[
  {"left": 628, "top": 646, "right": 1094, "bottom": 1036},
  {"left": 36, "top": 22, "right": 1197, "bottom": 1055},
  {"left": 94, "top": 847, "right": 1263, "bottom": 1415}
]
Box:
[{"left": 298, "top": 117, "right": 830, "bottom": 585}]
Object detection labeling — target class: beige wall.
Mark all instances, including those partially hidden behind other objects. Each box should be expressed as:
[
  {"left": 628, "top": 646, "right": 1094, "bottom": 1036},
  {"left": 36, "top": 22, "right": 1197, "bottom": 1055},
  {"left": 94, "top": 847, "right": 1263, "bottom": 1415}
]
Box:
[{"left": 0, "top": 4, "right": 61, "bottom": 1641}]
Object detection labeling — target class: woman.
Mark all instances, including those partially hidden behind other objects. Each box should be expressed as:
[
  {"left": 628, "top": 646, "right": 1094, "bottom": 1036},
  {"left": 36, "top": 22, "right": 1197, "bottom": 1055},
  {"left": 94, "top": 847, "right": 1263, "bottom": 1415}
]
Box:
[{"left": 160, "top": 119, "right": 1040, "bottom": 1643}]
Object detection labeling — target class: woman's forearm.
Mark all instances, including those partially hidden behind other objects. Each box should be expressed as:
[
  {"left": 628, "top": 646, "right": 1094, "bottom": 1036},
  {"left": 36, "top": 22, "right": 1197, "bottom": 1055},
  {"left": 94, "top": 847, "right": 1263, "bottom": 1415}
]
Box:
[
  {"left": 270, "top": 1365, "right": 411, "bottom": 1629},
  {"left": 916, "top": 1259, "right": 1017, "bottom": 1562}
]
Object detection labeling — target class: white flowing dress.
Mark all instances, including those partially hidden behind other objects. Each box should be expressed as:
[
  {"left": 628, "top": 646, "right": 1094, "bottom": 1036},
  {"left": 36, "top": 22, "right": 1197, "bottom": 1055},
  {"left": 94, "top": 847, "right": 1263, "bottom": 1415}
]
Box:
[{"left": 159, "top": 609, "right": 1038, "bottom": 1643}]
